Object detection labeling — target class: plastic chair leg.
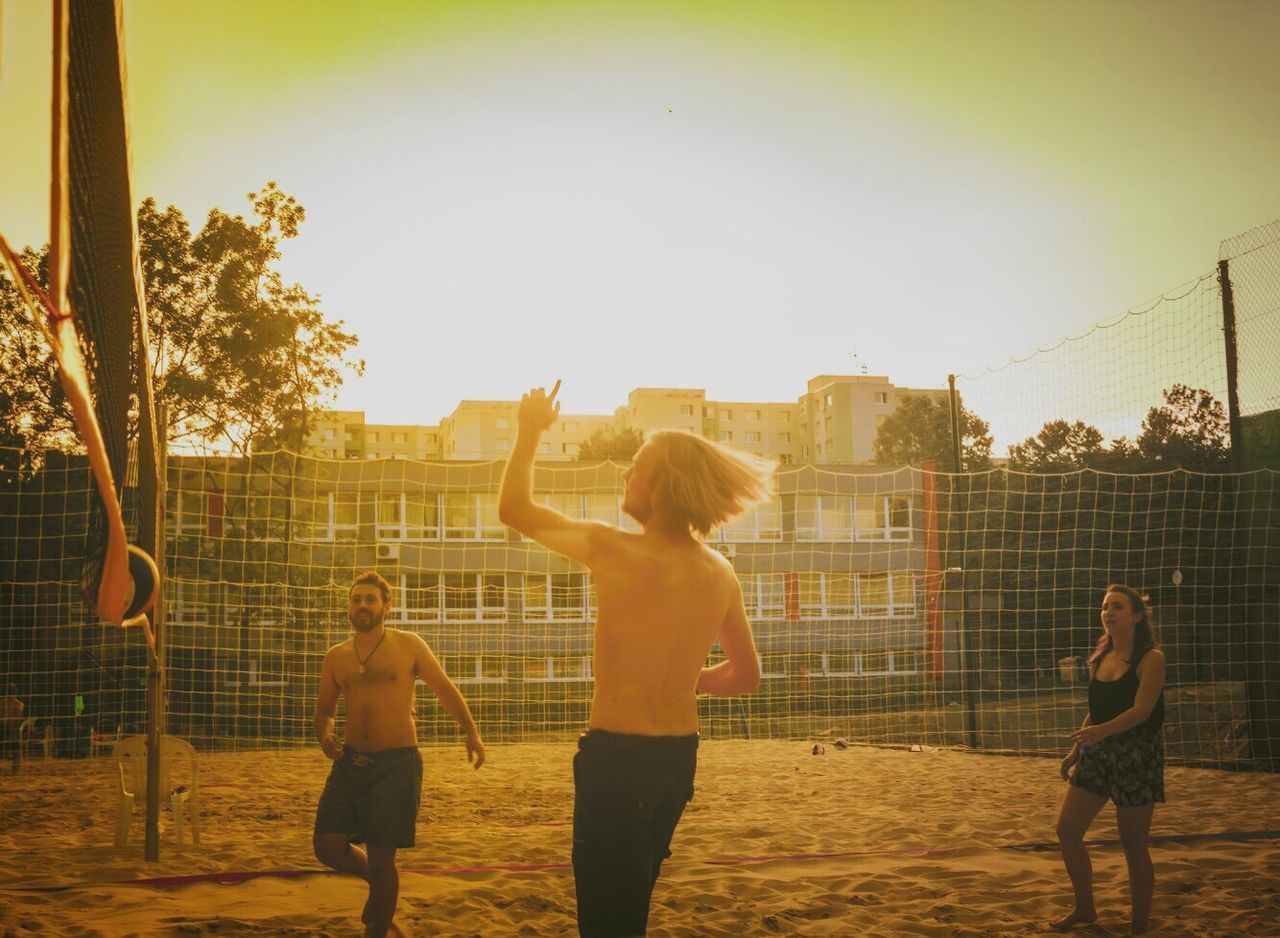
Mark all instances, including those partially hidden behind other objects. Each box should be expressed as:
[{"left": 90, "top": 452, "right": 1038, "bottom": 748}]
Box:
[{"left": 114, "top": 792, "right": 134, "bottom": 847}]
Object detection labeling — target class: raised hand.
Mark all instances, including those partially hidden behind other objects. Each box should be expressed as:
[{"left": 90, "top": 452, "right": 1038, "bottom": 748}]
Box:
[{"left": 517, "top": 379, "right": 562, "bottom": 434}]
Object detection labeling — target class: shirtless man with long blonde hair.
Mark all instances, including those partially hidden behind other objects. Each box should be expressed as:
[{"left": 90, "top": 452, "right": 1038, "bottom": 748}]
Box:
[{"left": 499, "top": 380, "right": 772, "bottom": 938}]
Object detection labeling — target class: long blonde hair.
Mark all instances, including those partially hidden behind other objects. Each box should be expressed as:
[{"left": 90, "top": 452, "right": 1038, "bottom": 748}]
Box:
[{"left": 645, "top": 430, "right": 777, "bottom": 536}]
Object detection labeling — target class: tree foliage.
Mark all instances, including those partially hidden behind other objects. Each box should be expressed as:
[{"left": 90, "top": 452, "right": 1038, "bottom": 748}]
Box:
[
  {"left": 1136, "top": 384, "right": 1230, "bottom": 470},
  {"left": 0, "top": 183, "right": 363, "bottom": 459},
  {"left": 576, "top": 425, "right": 644, "bottom": 462},
  {"left": 872, "top": 393, "right": 992, "bottom": 471},
  {"left": 1008, "top": 420, "right": 1107, "bottom": 472}
]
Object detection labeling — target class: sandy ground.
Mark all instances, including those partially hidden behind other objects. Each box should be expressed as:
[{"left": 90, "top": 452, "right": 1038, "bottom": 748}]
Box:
[{"left": 1, "top": 740, "right": 1277, "bottom": 937}]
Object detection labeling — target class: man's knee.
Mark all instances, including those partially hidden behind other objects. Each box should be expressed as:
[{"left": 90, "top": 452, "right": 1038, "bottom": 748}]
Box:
[{"left": 313, "top": 832, "right": 347, "bottom": 867}]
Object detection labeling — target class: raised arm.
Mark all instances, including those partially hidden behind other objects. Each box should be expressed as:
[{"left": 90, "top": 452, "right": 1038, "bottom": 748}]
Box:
[
  {"left": 413, "top": 633, "right": 485, "bottom": 769},
  {"left": 498, "top": 380, "right": 613, "bottom": 567},
  {"left": 313, "top": 647, "right": 343, "bottom": 760},
  {"left": 697, "top": 574, "right": 762, "bottom": 697}
]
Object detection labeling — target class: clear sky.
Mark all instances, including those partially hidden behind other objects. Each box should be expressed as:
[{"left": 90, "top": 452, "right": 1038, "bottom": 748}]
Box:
[{"left": 2, "top": 0, "right": 1278, "bottom": 426}]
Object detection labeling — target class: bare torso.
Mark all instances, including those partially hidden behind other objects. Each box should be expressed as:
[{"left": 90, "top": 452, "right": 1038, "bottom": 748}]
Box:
[
  {"left": 328, "top": 628, "right": 419, "bottom": 752},
  {"left": 589, "top": 533, "right": 736, "bottom": 736}
]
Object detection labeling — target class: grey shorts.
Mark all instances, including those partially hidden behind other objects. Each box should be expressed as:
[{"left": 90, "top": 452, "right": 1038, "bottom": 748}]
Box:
[{"left": 314, "top": 745, "right": 423, "bottom": 848}]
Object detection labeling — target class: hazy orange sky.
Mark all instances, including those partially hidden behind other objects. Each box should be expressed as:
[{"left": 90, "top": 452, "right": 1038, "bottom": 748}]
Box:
[{"left": 2, "top": 0, "right": 1278, "bottom": 426}]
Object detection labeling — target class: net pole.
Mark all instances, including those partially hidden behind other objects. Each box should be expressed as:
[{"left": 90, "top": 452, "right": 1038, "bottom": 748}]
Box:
[
  {"left": 144, "top": 405, "right": 167, "bottom": 861},
  {"left": 948, "top": 375, "right": 979, "bottom": 749},
  {"left": 48, "top": 0, "right": 69, "bottom": 311},
  {"left": 1218, "top": 259, "right": 1245, "bottom": 471}
]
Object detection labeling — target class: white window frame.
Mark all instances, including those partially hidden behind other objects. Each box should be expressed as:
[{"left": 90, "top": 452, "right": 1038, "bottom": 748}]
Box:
[
  {"left": 523, "top": 573, "right": 591, "bottom": 622},
  {"left": 442, "top": 493, "right": 505, "bottom": 540},
  {"left": 394, "top": 573, "right": 442, "bottom": 624},
  {"left": 166, "top": 490, "right": 206, "bottom": 538}
]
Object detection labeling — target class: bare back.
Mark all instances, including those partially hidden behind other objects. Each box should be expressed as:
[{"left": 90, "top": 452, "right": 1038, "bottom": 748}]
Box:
[
  {"left": 321, "top": 629, "right": 420, "bottom": 752},
  {"left": 589, "top": 533, "right": 737, "bottom": 735}
]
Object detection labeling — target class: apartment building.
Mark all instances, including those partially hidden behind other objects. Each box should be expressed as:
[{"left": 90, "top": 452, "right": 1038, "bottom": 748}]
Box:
[
  {"left": 308, "top": 375, "right": 943, "bottom": 466},
  {"left": 307, "top": 411, "right": 443, "bottom": 461},
  {"left": 799, "top": 375, "right": 949, "bottom": 464}
]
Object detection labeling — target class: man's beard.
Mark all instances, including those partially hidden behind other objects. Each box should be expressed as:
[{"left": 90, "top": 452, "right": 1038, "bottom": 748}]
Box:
[{"left": 350, "top": 610, "right": 382, "bottom": 633}]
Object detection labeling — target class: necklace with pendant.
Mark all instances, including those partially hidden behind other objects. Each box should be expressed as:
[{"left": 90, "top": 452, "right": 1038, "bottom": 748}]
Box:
[{"left": 355, "top": 631, "right": 387, "bottom": 674}]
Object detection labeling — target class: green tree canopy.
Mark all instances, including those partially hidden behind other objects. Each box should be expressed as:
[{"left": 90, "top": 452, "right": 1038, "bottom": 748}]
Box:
[
  {"left": 1136, "top": 384, "right": 1231, "bottom": 470},
  {"left": 576, "top": 425, "right": 644, "bottom": 461},
  {"left": 1008, "top": 419, "right": 1106, "bottom": 472},
  {"left": 0, "top": 183, "right": 363, "bottom": 458},
  {"left": 872, "top": 393, "right": 992, "bottom": 470}
]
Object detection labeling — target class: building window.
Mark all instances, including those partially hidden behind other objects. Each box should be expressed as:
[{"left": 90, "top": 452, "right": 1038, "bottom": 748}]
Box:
[
  {"left": 746, "top": 410, "right": 760, "bottom": 422},
  {"left": 745, "top": 431, "right": 761, "bottom": 443},
  {"left": 393, "top": 432, "right": 407, "bottom": 444},
  {"left": 854, "top": 495, "right": 912, "bottom": 541},
  {"left": 716, "top": 497, "right": 782, "bottom": 542},
  {"left": 396, "top": 573, "right": 442, "bottom": 623},
  {"left": 440, "top": 573, "right": 505, "bottom": 622},
  {"left": 875, "top": 392, "right": 888, "bottom": 404},
  {"left": 780, "top": 412, "right": 790, "bottom": 423},
  {"left": 719, "top": 431, "right": 733, "bottom": 442},
  {"left": 739, "top": 573, "right": 786, "bottom": 618},
  {"left": 778, "top": 453, "right": 792, "bottom": 465},
  {"left": 496, "top": 418, "right": 509, "bottom": 429},
  {"left": 825, "top": 394, "right": 833, "bottom": 407},
  {"left": 524, "top": 573, "right": 591, "bottom": 621},
  {"left": 165, "top": 489, "right": 207, "bottom": 538},
  {"left": 378, "top": 494, "right": 440, "bottom": 540},
  {"left": 496, "top": 439, "right": 510, "bottom": 452},
  {"left": 538, "top": 442, "right": 551, "bottom": 454},
  {"left": 344, "top": 430, "right": 357, "bottom": 442},
  {"left": 703, "top": 407, "right": 715, "bottom": 418},
  {"left": 368, "top": 432, "right": 379, "bottom": 443},
  {"left": 680, "top": 405, "right": 694, "bottom": 416},
  {"left": 722, "top": 409, "right": 734, "bottom": 420},
  {"left": 779, "top": 432, "right": 791, "bottom": 443},
  {"left": 443, "top": 494, "right": 504, "bottom": 540},
  {"left": 563, "top": 442, "right": 580, "bottom": 456},
  {"left": 322, "top": 428, "right": 336, "bottom": 441}
]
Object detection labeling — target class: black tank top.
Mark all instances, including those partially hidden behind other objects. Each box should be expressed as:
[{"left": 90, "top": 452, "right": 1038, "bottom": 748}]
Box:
[{"left": 1087, "top": 645, "right": 1164, "bottom": 734}]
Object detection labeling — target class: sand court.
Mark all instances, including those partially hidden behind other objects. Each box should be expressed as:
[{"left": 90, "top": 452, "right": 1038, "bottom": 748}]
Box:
[{"left": 2, "top": 740, "right": 1277, "bottom": 936}]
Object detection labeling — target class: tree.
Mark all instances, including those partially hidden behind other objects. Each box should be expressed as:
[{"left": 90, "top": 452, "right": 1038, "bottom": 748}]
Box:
[
  {"left": 1008, "top": 420, "right": 1106, "bottom": 472},
  {"left": 0, "top": 182, "right": 363, "bottom": 460},
  {"left": 872, "top": 394, "right": 992, "bottom": 470},
  {"left": 0, "top": 246, "right": 75, "bottom": 457},
  {"left": 576, "top": 425, "right": 644, "bottom": 462},
  {"left": 1136, "top": 384, "right": 1230, "bottom": 470},
  {"left": 138, "top": 182, "right": 363, "bottom": 455}
]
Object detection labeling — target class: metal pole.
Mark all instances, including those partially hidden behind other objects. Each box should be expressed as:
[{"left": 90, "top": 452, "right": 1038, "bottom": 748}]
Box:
[
  {"left": 1218, "top": 260, "right": 1245, "bottom": 471},
  {"left": 144, "top": 406, "right": 167, "bottom": 861},
  {"left": 946, "top": 376, "right": 979, "bottom": 748}
]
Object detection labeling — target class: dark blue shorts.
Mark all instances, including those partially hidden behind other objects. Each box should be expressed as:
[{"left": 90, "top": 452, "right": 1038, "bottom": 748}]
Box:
[
  {"left": 572, "top": 729, "right": 699, "bottom": 938},
  {"left": 314, "top": 745, "right": 423, "bottom": 849}
]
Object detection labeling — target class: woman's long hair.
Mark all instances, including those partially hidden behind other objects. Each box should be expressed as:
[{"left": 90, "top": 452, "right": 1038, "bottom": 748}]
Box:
[{"left": 1087, "top": 583, "right": 1159, "bottom": 674}]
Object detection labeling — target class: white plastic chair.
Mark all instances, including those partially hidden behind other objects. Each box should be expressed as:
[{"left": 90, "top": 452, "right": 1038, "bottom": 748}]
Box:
[
  {"left": 113, "top": 735, "right": 201, "bottom": 848},
  {"left": 89, "top": 724, "right": 122, "bottom": 758},
  {"left": 17, "top": 718, "right": 52, "bottom": 761}
]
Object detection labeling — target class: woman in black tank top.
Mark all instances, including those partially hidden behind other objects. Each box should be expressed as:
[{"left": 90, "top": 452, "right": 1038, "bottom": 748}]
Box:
[{"left": 1051, "top": 585, "right": 1167, "bottom": 935}]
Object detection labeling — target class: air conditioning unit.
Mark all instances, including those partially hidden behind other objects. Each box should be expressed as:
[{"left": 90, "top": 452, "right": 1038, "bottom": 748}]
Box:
[{"left": 376, "top": 543, "right": 401, "bottom": 562}]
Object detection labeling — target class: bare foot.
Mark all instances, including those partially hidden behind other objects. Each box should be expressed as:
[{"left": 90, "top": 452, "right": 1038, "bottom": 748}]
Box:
[{"left": 1049, "top": 908, "right": 1097, "bottom": 930}]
